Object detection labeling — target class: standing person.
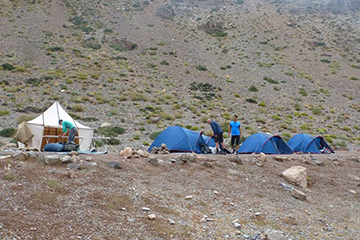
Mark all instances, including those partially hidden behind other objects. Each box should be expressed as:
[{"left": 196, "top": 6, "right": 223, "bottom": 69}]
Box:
[
  {"left": 58, "top": 119, "right": 78, "bottom": 144},
  {"left": 228, "top": 115, "right": 242, "bottom": 153},
  {"left": 207, "top": 119, "right": 227, "bottom": 154}
]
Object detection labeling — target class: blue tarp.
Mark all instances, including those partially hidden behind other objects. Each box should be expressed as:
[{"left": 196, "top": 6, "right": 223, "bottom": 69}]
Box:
[
  {"left": 148, "top": 126, "right": 214, "bottom": 153},
  {"left": 238, "top": 133, "right": 294, "bottom": 154},
  {"left": 287, "top": 133, "right": 334, "bottom": 154}
]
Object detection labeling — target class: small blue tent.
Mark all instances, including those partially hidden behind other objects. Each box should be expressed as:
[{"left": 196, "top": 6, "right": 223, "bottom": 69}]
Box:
[
  {"left": 148, "top": 126, "right": 214, "bottom": 153},
  {"left": 238, "top": 133, "right": 294, "bottom": 154},
  {"left": 287, "top": 133, "right": 334, "bottom": 154}
]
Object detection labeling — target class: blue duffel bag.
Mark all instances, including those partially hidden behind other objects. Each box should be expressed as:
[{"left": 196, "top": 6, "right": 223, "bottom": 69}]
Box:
[{"left": 43, "top": 143, "right": 64, "bottom": 152}]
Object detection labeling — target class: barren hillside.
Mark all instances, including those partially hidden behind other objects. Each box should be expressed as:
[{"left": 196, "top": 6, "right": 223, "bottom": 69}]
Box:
[{"left": 0, "top": 0, "right": 359, "bottom": 150}]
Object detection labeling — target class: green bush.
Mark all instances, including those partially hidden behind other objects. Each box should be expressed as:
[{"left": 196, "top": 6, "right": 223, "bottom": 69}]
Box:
[
  {"left": 271, "top": 114, "right": 281, "bottom": 121},
  {"left": 294, "top": 103, "right": 301, "bottom": 111},
  {"left": 299, "top": 88, "right": 308, "bottom": 96},
  {"left": 196, "top": 65, "right": 207, "bottom": 71},
  {"left": 16, "top": 115, "right": 35, "bottom": 124},
  {"left": 258, "top": 101, "right": 266, "bottom": 107},
  {"left": 108, "top": 138, "right": 121, "bottom": 145},
  {"left": 72, "top": 104, "right": 84, "bottom": 112},
  {"left": 97, "top": 126, "right": 126, "bottom": 137},
  {"left": 0, "top": 110, "right": 10, "bottom": 116},
  {"left": 0, "top": 128, "right": 16, "bottom": 137},
  {"left": 143, "top": 141, "right": 150, "bottom": 146},
  {"left": 248, "top": 85, "right": 258, "bottom": 92},
  {"left": 1, "top": 63, "right": 15, "bottom": 71},
  {"left": 312, "top": 108, "right": 321, "bottom": 116},
  {"left": 133, "top": 135, "right": 140, "bottom": 140},
  {"left": 245, "top": 98, "right": 257, "bottom": 104},
  {"left": 282, "top": 133, "right": 292, "bottom": 141},
  {"left": 47, "top": 46, "right": 64, "bottom": 52},
  {"left": 263, "top": 76, "right": 278, "bottom": 84},
  {"left": 150, "top": 131, "right": 161, "bottom": 140},
  {"left": 160, "top": 60, "right": 169, "bottom": 65}
]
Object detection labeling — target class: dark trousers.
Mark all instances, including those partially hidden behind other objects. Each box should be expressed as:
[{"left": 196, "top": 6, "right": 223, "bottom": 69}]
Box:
[{"left": 68, "top": 127, "right": 78, "bottom": 143}]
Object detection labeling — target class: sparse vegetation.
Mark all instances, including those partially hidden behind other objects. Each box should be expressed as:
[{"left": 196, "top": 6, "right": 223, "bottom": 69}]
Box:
[
  {"left": 0, "top": 128, "right": 16, "bottom": 137},
  {"left": 249, "top": 85, "right": 258, "bottom": 92}
]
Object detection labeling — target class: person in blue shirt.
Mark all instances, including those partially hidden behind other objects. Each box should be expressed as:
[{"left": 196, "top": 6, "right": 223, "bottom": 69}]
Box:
[
  {"left": 228, "top": 115, "right": 242, "bottom": 153},
  {"left": 58, "top": 119, "right": 78, "bottom": 144},
  {"left": 207, "top": 119, "right": 226, "bottom": 154}
]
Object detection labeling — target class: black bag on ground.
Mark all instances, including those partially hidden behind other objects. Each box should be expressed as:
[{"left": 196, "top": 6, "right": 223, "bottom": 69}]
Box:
[
  {"left": 200, "top": 143, "right": 212, "bottom": 154},
  {"left": 63, "top": 142, "right": 79, "bottom": 151}
]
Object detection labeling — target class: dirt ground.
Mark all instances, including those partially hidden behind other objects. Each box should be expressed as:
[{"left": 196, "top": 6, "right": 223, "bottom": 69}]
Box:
[{"left": 0, "top": 151, "right": 360, "bottom": 240}]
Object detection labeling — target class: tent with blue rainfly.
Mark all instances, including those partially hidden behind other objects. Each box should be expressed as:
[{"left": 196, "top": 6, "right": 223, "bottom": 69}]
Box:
[
  {"left": 287, "top": 133, "right": 334, "bottom": 154},
  {"left": 148, "top": 126, "right": 215, "bottom": 153},
  {"left": 238, "top": 133, "right": 294, "bottom": 154}
]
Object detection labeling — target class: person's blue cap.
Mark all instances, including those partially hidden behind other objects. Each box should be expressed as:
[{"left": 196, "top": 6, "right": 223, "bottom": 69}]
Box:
[{"left": 59, "top": 119, "right": 63, "bottom": 123}]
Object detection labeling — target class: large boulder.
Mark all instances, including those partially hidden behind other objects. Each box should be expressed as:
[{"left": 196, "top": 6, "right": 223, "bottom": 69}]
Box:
[
  {"left": 282, "top": 166, "right": 307, "bottom": 189},
  {"left": 120, "top": 147, "right": 133, "bottom": 159}
]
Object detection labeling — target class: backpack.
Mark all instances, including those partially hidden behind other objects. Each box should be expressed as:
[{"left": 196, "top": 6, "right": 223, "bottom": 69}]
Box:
[
  {"left": 63, "top": 142, "right": 79, "bottom": 152},
  {"left": 200, "top": 143, "right": 212, "bottom": 154}
]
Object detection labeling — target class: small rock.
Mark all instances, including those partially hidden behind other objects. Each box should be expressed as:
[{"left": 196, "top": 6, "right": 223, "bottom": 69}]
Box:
[
  {"left": 264, "top": 230, "right": 287, "bottom": 240},
  {"left": 202, "top": 162, "right": 212, "bottom": 167},
  {"left": 68, "top": 169, "right": 76, "bottom": 178},
  {"left": 229, "top": 157, "right": 243, "bottom": 165},
  {"left": 14, "top": 152, "right": 28, "bottom": 161},
  {"left": 142, "top": 207, "right": 151, "bottom": 211},
  {"left": 67, "top": 163, "right": 80, "bottom": 170},
  {"left": 205, "top": 217, "right": 214, "bottom": 222},
  {"left": 333, "top": 160, "right": 340, "bottom": 166},
  {"left": 147, "top": 156, "right": 159, "bottom": 166},
  {"left": 184, "top": 195, "right": 193, "bottom": 200},
  {"left": 4, "top": 143, "right": 17, "bottom": 149},
  {"left": 279, "top": 182, "right": 294, "bottom": 192},
  {"left": 233, "top": 222, "right": 241, "bottom": 229},
  {"left": 282, "top": 166, "right": 307, "bottom": 189},
  {"left": 214, "top": 190, "right": 219, "bottom": 195},
  {"left": 16, "top": 162, "right": 25, "bottom": 169},
  {"left": 120, "top": 147, "right": 133, "bottom": 159},
  {"left": 175, "top": 154, "right": 187, "bottom": 165},
  {"left": 256, "top": 161, "right": 264, "bottom": 167},
  {"left": 107, "top": 161, "right": 123, "bottom": 169},
  {"left": 0, "top": 155, "right": 12, "bottom": 160},
  {"left": 348, "top": 189, "right": 357, "bottom": 194},
  {"left": 292, "top": 188, "right": 307, "bottom": 201},
  {"left": 69, "top": 151, "right": 79, "bottom": 156},
  {"left": 100, "top": 122, "right": 111, "bottom": 127},
  {"left": 27, "top": 151, "right": 38, "bottom": 159},
  {"left": 314, "top": 160, "right": 325, "bottom": 166},
  {"left": 188, "top": 154, "right": 196, "bottom": 162},
  {"left": 61, "top": 156, "right": 72, "bottom": 163},
  {"left": 85, "top": 156, "right": 92, "bottom": 162},
  {"left": 258, "top": 153, "right": 267, "bottom": 162},
  {"left": 71, "top": 155, "right": 80, "bottom": 163},
  {"left": 140, "top": 151, "right": 150, "bottom": 158},
  {"left": 148, "top": 214, "right": 156, "bottom": 220},
  {"left": 45, "top": 155, "right": 61, "bottom": 165},
  {"left": 350, "top": 156, "right": 360, "bottom": 163},
  {"left": 169, "top": 219, "right": 176, "bottom": 225},
  {"left": 170, "top": 158, "right": 176, "bottom": 163},
  {"left": 149, "top": 117, "right": 161, "bottom": 124}
]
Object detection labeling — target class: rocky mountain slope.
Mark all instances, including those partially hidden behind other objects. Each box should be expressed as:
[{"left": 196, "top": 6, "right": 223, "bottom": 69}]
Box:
[{"left": 0, "top": 0, "right": 359, "bottom": 150}]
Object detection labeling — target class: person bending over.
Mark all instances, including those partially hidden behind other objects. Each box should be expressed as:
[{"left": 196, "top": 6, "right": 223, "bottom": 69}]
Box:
[
  {"left": 207, "top": 119, "right": 226, "bottom": 154},
  {"left": 58, "top": 119, "right": 78, "bottom": 144}
]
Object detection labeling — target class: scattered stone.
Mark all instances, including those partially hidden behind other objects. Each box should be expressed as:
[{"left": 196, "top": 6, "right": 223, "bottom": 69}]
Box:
[
  {"left": 229, "top": 156, "right": 243, "bottom": 165},
  {"left": 184, "top": 195, "right": 193, "bottom": 200},
  {"left": 258, "top": 153, "right": 267, "bottom": 162},
  {"left": 67, "top": 163, "right": 80, "bottom": 170},
  {"left": 4, "top": 143, "right": 17, "bottom": 149},
  {"left": 202, "top": 162, "right": 213, "bottom": 167},
  {"left": 100, "top": 122, "right": 111, "bottom": 127},
  {"left": 147, "top": 156, "right": 159, "bottom": 166},
  {"left": 45, "top": 155, "right": 61, "bottom": 165},
  {"left": 142, "top": 207, "right": 151, "bottom": 211},
  {"left": 85, "top": 156, "right": 92, "bottom": 162},
  {"left": 279, "top": 182, "right": 294, "bottom": 192},
  {"left": 348, "top": 189, "right": 357, "bottom": 194},
  {"left": 349, "top": 175, "right": 360, "bottom": 181},
  {"left": 149, "top": 117, "right": 161, "bottom": 124},
  {"left": 71, "top": 156, "right": 80, "bottom": 163},
  {"left": 148, "top": 214, "right": 156, "bottom": 220},
  {"left": 141, "top": 151, "right": 150, "bottom": 158},
  {"left": 350, "top": 156, "right": 360, "bottom": 163},
  {"left": 292, "top": 188, "right": 307, "bottom": 201},
  {"left": 205, "top": 217, "right": 214, "bottom": 222},
  {"left": 69, "top": 151, "right": 79, "bottom": 156},
  {"left": 232, "top": 219, "right": 242, "bottom": 229},
  {"left": 333, "top": 160, "right": 340, "bottom": 166},
  {"left": 16, "top": 162, "right": 25, "bottom": 169},
  {"left": 120, "top": 147, "right": 133, "bottom": 159},
  {"left": 13, "top": 152, "right": 28, "bottom": 161},
  {"left": 61, "top": 155, "right": 72, "bottom": 163},
  {"left": 0, "top": 155, "right": 12, "bottom": 160},
  {"left": 263, "top": 229, "right": 287, "bottom": 240},
  {"left": 107, "top": 161, "right": 123, "bottom": 169},
  {"left": 282, "top": 166, "right": 307, "bottom": 189},
  {"left": 168, "top": 219, "right": 176, "bottom": 225},
  {"left": 256, "top": 162, "right": 264, "bottom": 167},
  {"left": 213, "top": 190, "right": 219, "bottom": 195},
  {"left": 159, "top": 143, "right": 170, "bottom": 154},
  {"left": 170, "top": 158, "right": 176, "bottom": 163},
  {"left": 314, "top": 160, "right": 325, "bottom": 166},
  {"left": 175, "top": 154, "right": 187, "bottom": 165},
  {"left": 27, "top": 151, "right": 38, "bottom": 159},
  {"left": 188, "top": 154, "right": 196, "bottom": 162},
  {"left": 68, "top": 169, "right": 76, "bottom": 179}
]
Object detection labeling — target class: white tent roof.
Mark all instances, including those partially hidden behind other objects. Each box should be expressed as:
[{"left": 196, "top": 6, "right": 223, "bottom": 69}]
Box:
[{"left": 27, "top": 101, "right": 92, "bottom": 129}]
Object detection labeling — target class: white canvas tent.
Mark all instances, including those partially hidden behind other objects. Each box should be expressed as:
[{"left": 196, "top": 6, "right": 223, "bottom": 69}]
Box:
[{"left": 26, "top": 101, "right": 94, "bottom": 151}]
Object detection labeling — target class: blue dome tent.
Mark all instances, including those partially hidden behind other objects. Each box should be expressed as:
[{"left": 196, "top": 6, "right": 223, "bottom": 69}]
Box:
[
  {"left": 148, "top": 126, "right": 215, "bottom": 153},
  {"left": 238, "top": 133, "right": 293, "bottom": 154},
  {"left": 287, "top": 133, "right": 334, "bottom": 154}
]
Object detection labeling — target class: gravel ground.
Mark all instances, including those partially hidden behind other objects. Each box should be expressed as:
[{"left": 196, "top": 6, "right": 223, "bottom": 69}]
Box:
[{"left": 0, "top": 150, "right": 360, "bottom": 240}]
